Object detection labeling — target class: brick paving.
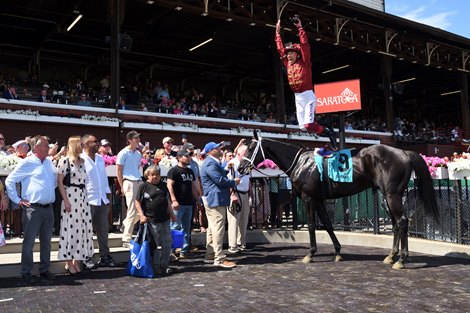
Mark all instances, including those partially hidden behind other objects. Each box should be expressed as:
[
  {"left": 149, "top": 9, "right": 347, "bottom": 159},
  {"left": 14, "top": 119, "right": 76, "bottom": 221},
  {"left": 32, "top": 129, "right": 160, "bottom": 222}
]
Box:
[{"left": 0, "top": 243, "right": 469, "bottom": 313}]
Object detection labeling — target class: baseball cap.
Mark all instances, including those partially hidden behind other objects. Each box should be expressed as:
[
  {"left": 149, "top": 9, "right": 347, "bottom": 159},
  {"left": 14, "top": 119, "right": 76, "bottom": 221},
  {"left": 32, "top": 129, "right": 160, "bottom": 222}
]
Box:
[
  {"left": 126, "top": 130, "right": 141, "bottom": 140},
  {"left": 12, "top": 140, "right": 28, "bottom": 149},
  {"left": 181, "top": 142, "right": 195, "bottom": 150},
  {"left": 203, "top": 142, "right": 222, "bottom": 154},
  {"left": 162, "top": 137, "right": 174, "bottom": 144},
  {"left": 177, "top": 149, "right": 190, "bottom": 157},
  {"left": 100, "top": 139, "right": 111, "bottom": 146}
]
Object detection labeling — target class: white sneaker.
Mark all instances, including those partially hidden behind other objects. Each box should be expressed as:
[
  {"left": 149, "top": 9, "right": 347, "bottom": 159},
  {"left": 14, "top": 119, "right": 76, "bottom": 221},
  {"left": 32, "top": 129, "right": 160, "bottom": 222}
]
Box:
[{"left": 227, "top": 247, "right": 240, "bottom": 254}]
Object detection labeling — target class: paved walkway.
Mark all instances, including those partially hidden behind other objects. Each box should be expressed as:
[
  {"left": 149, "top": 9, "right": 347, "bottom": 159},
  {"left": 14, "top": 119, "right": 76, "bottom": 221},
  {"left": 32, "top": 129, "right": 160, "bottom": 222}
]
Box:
[{"left": 0, "top": 243, "right": 468, "bottom": 313}]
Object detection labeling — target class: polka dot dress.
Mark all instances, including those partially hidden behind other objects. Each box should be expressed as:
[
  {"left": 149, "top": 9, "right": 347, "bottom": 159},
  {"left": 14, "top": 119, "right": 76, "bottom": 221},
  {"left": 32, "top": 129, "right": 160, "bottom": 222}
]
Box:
[{"left": 57, "top": 157, "right": 94, "bottom": 261}]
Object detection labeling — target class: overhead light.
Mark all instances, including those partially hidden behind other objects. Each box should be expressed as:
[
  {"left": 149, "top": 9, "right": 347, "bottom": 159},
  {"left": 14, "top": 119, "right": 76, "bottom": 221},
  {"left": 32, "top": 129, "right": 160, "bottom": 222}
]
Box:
[
  {"left": 391, "top": 77, "right": 415, "bottom": 84},
  {"left": 249, "top": 22, "right": 256, "bottom": 26},
  {"left": 189, "top": 38, "right": 213, "bottom": 51},
  {"left": 67, "top": 14, "right": 83, "bottom": 32},
  {"left": 146, "top": 0, "right": 154, "bottom": 4},
  {"left": 175, "top": 6, "right": 183, "bottom": 10},
  {"left": 378, "top": 51, "right": 397, "bottom": 57},
  {"left": 201, "top": 12, "right": 208, "bottom": 16},
  {"left": 226, "top": 17, "right": 233, "bottom": 22},
  {"left": 365, "top": 50, "right": 371, "bottom": 53},
  {"left": 441, "top": 90, "right": 461, "bottom": 96},
  {"left": 322, "top": 65, "right": 350, "bottom": 74},
  {"left": 350, "top": 46, "right": 356, "bottom": 49},
  {"left": 315, "top": 38, "right": 321, "bottom": 42},
  {"left": 265, "top": 23, "right": 276, "bottom": 28}
]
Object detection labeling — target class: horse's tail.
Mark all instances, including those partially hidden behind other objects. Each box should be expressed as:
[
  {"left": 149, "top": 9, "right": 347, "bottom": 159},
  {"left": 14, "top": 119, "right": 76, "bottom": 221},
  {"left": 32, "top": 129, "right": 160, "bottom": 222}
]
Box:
[{"left": 409, "top": 151, "right": 440, "bottom": 222}]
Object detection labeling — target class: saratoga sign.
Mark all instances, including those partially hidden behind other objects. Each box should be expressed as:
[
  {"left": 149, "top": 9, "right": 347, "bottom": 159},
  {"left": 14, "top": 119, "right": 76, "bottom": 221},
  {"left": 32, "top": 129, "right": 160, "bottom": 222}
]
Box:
[{"left": 314, "top": 79, "right": 361, "bottom": 114}]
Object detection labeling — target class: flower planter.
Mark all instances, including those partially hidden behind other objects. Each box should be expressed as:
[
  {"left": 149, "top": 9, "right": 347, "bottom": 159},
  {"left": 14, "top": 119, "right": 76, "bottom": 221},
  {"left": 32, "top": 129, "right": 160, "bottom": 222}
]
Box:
[
  {"left": 433, "top": 167, "right": 449, "bottom": 179},
  {"left": 449, "top": 169, "right": 470, "bottom": 180},
  {"left": 0, "top": 168, "right": 11, "bottom": 176},
  {"left": 105, "top": 165, "right": 117, "bottom": 177}
]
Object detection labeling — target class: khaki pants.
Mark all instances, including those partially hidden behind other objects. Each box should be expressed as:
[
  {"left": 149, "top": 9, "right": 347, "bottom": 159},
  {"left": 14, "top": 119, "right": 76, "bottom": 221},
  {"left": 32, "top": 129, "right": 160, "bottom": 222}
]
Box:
[
  {"left": 121, "top": 180, "right": 142, "bottom": 243},
  {"left": 227, "top": 192, "right": 250, "bottom": 248},
  {"left": 205, "top": 205, "right": 227, "bottom": 263}
]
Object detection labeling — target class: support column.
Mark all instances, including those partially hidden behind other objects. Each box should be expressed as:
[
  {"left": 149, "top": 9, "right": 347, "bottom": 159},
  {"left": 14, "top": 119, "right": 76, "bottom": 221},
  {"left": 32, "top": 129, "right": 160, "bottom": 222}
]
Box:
[
  {"left": 381, "top": 56, "right": 393, "bottom": 132},
  {"left": 275, "top": 0, "right": 286, "bottom": 124},
  {"left": 460, "top": 73, "right": 469, "bottom": 137}
]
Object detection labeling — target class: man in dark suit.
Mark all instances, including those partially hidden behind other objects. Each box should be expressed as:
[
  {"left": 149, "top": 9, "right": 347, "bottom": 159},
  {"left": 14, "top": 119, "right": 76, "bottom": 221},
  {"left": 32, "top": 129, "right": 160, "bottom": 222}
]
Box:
[
  {"left": 200, "top": 141, "right": 240, "bottom": 268},
  {"left": 3, "top": 85, "right": 19, "bottom": 100},
  {"left": 37, "top": 89, "right": 51, "bottom": 103}
]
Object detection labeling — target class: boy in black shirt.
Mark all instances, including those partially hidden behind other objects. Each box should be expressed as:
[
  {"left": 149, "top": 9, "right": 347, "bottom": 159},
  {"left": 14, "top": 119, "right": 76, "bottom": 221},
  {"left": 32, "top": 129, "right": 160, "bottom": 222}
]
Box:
[{"left": 135, "top": 165, "right": 175, "bottom": 275}]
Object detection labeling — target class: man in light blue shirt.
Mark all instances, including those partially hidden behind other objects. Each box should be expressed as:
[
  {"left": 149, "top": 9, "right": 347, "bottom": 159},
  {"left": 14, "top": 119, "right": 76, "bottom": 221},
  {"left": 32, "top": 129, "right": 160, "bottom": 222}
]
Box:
[
  {"left": 5, "top": 135, "right": 58, "bottom": 284},
  {"left": 116, "top": 130, "right": 143, "bottom": 246}
]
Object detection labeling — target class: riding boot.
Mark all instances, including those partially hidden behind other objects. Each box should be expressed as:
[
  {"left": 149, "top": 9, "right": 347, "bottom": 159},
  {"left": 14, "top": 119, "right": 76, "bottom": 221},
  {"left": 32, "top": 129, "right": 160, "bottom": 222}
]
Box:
[{"left": 323, "top": 127, "right": 338, "bottom": 150}]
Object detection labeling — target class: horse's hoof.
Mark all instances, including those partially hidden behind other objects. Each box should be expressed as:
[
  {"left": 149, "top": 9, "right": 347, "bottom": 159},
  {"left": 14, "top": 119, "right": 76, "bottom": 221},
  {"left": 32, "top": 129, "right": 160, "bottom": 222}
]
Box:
[
  {"left": 383, "top": 256, "right": 394, "bottom": 264},
  {"left": 392, "top": 261, "right": 404, "bottom": 270},
  {"left": 335, "top": 255, "right": 342, "bottom": 262},
  {"left": 302, "top": 255, "right": 312, "bottom": 264}
]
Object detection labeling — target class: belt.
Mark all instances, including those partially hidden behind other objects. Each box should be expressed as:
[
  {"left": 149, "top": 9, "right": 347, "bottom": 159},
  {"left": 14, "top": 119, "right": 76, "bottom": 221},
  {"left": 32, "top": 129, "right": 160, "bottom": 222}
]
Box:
[
  {"left": 237, "top": 190, "right": 249, "bottom": 194},
  {"left": 68, "top": 183, "right": 86, "bottom": 189},
  {"left": 30, "top": 203, "right": 52, "bottom": 209},
  {"left": 123, "top": 178, "right": 141, "bottom": 182}
]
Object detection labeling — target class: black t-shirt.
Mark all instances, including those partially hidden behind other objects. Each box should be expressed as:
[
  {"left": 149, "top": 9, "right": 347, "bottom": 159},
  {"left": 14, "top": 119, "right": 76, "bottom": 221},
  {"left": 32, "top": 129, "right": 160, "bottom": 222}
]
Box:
[
  {"left": 167, "top": 165, "right": 195, "bottom": 205},
  {"left": 136, "top": 181, "right": 170, "bottom": 223}
]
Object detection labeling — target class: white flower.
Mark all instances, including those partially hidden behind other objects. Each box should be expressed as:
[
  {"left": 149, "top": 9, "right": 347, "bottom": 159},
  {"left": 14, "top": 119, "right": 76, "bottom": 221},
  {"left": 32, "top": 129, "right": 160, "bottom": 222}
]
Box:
[
  {"left": 447, "top": 158, "right": 470, "bottom": 173},
  {"left": 0, "top": 154, "right": 22, "bottom": 171}
]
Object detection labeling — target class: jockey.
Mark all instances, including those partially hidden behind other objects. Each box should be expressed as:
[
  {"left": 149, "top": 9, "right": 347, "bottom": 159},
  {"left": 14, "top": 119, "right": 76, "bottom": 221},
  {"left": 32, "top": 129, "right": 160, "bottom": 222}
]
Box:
[{"left": 275, "top": 16, "right": 337, "bottom": 150}]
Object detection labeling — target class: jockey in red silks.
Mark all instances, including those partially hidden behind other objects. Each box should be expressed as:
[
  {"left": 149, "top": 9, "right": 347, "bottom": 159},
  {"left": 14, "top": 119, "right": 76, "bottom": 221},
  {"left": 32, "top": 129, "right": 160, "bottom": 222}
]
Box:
[{"left": 275, "top": 17, "right": 337, "bottom": 150}]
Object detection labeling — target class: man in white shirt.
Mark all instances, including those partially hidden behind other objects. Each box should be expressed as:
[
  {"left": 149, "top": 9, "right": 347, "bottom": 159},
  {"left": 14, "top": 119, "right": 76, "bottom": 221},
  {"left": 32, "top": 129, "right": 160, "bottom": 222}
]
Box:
[
  {"left": 81, "top": 134, "right": 116, "bottom": 268},
  {"left": 5, "top": 135, "right": 57, "bottom": 284}
]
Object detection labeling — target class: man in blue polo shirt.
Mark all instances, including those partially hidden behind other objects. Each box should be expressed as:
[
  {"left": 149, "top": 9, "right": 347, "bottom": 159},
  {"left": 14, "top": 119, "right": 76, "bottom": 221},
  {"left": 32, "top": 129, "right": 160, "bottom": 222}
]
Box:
[{"left": 117, "top": 130, "right": 143, "bottom": 247}]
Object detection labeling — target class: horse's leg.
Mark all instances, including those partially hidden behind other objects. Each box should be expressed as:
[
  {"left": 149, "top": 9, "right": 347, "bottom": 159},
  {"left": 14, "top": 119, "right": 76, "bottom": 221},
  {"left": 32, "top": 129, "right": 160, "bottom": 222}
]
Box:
[
  {"left": 302, "top": 197, "right": 317, "bottom": 264},
  {"left": 383, "top": 200, "right": 399, "bottom": 264},
  {"left": 392, "top": 215, "right": 409, "bottom": 270},
  {"left": 316, "top": 201, "right": 342, "bottom": 262},
  {"left": 385, "top": 194, "right": 408, "bottom": 269}
]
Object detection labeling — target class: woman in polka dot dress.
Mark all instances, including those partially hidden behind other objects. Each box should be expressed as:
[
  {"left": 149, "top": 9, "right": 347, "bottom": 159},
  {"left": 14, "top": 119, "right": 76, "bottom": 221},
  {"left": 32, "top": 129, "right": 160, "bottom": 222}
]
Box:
[{"left": 57, "top": 136, "right": 94, "bottom": 274}]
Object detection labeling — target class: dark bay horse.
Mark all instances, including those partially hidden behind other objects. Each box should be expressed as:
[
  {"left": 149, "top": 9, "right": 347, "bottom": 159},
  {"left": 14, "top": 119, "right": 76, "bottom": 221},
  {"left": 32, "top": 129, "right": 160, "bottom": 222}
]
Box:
[{"left": 238, "top": 132, "right": 439, "bottom": 269}]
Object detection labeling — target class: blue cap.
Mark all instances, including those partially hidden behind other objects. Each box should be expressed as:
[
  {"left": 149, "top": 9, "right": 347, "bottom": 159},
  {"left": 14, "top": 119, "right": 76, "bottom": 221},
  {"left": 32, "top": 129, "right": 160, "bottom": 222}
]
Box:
[{"left": 203, "top": 142, "right": 222, "bottom": 154}]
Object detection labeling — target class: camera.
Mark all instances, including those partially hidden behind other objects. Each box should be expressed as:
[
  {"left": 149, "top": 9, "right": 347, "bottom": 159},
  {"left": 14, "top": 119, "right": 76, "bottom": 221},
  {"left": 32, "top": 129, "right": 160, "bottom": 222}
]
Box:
[
  {"left": 290, "top": 14, "right": 300, "bottom": 25},
  {"left": 223, "top": 141, "right": 231, "bottom": 146}
]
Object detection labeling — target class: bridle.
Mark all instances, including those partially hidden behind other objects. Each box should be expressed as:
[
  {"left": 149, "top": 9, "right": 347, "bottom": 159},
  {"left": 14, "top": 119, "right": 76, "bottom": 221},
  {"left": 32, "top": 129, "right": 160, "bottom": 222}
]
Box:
[{"left": 241, "top": 135, "right": 304, "bottom": 176}]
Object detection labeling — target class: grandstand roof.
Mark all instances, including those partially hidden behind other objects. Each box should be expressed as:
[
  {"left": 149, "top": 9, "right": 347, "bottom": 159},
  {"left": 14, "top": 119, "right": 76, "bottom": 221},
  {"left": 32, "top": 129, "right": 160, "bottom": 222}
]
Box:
[{"left": 1, "top": 0, "right": 469, "bottom": 118}]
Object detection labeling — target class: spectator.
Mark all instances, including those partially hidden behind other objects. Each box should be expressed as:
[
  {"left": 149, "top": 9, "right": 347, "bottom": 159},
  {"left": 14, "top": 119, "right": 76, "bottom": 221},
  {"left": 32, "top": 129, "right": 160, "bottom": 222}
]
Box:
[
  {"left": 162, "top": 136, "right": 177, "bottom": 158},
  {"left": 57, "top": 136, "right": 94, "bottom": 275},
  {"left": 265, "top": 113, "right": 277, "bottom": 123},
  {"left": 238, "top": 108, "right": 250, "bottom": 121},
  {"left": 226, "top": 141, "right": 250, "bottom": 253},
  {"left": 200, "top": 141, "right": 240, "bottom": 268},
  {"left": 22, "top": 88, "right": 32, "bottom": 97},
  {"left": 3, "top": 85, "right": 19, "bottom": 100},
  {"left": 5, "top": 135, "right": 57, "bottom": 284},
  {"left": 77, "top": 94, "right": 92, "bottom": 106},
  {"left": 99, "top": 139, "right": 113, "bottom": 156},
  {"left": 37, "top": 89, "right": 51, "bottom": 103},
  {"left": 221, "top": 149, "right": 234, "bottom": 168},
  {"left": 172, "top": 102, "right": 183, "bottom": 115},
  {"left": 116, "top": 130, "right": 143, "bottom": 247},
  {"left": 100, "top": 75, "right": 110, "bottom": 91},
  {"left": 188, "top": 103, "right": 201, "bottom": 116},
  {"left": 0, "top": 133, "right": 6, "bottom": 155},
  {"left": 139, "top": 102, "right": 148, "bottom": 112},
  {"left": 166, "top": 149, "right": 199, "bottom": 259},
  {"left": 126, "top": 85, "right": 139, "bottom": 106},
  {"left": 207, "top": 101, "right": 219, "bottom": 118},
  {"left": 81, "top": 134, "right": 116, "bottom": 268},
  {"left": 135, "top": 165, "right": 174, "bottom": 275},
  {"left": 252, "top": 113, "right": 262, "bottom": 122}
]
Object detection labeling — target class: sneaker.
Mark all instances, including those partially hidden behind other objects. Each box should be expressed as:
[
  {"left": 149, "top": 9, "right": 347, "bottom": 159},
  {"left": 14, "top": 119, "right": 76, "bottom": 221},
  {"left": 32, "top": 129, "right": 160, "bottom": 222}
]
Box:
[
  {"left": 169, "top": 252, "right": 179, "bottom": 262},
  {"left": 162, "top": 267, "right": 175, "bottom": 275},
  {"left": 83, "top": 257, "right": 96, "bottom": 270},
  {"left": 21, "top": 274, "right": 37, "bottom": 285},
  {"left": 238, "top": 245, "right": 247, "bottom": 251},
  {"left": 122, "top": 242, "right": 130, "bottom": 249},
  {"left": 178, "top": 252, "right": 191, "bottom": 259},
  {"left": 39, "top": 271, "right": 56, "bottom": 283},
  {"left": 189, "top": 245, "right": 199, "bottom": 252},
  {"left": 227, "top": 247, "right": 240, "bottom": 254},
  {"left": 215, "top": 260, "right": 236, "bottom": 268},
  {"left": 97, "top": 255, "right": 116, "bottom": 267},
  {"left": 203, "top": 258, "right": 214, "bottom": 264}
]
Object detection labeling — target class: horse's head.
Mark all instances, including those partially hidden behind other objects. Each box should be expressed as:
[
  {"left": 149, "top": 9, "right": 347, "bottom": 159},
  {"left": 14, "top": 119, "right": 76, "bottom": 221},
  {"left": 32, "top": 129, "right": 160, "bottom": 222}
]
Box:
[{"left": 238, "top": 133, "right": 265, "bottom": 175}]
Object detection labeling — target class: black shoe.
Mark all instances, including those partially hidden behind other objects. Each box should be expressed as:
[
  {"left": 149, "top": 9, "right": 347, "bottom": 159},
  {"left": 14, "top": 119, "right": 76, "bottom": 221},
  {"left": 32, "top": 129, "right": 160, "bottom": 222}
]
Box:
[
  {"left": 83, "top": 257, "right": 96, "bottom": 270},
  {"left": 39, "top": 271, "right": 56, "bottom": 283},
  {"left": 97, "top": 255, "right": 117, "bottom": 267},
  {"left": 161, "top": 267, "right": 175, "bottom": 275},
  {"left": 21, "top": 274, "right": 37, "bottom": 285}
]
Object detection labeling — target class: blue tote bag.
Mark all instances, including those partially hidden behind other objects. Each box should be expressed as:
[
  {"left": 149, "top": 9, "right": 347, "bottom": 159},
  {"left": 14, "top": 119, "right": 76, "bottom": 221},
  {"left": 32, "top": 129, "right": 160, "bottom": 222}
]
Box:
[{"left": 127, "top": 223, "right": 154, "bottom": 278}]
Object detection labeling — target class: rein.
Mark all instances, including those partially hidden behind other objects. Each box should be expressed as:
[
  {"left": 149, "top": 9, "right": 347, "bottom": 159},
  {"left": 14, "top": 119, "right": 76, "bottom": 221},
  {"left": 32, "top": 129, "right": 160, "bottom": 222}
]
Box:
[{"left": 241, "top": 135, "right": 304, "bottom": 177}]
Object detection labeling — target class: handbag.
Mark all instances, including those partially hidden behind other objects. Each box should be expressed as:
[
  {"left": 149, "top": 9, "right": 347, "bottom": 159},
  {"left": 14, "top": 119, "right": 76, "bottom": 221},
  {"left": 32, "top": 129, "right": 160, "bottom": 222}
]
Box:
[
  {"left": 63, "top": 158, "right": 71, "bottom": 187},
  {"left": 127, "top": 223, "right": 154, "bottom": 278},
  {"left": 0, "top": 222, "right": 6, "bottom": 247}
]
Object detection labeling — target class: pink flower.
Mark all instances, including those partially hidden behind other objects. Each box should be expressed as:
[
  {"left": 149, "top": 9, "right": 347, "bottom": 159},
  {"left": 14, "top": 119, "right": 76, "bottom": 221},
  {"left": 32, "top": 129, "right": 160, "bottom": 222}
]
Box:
[
  {"left": 141, "top": 157, "right": 149, "bottom": 167},
  {"left": 103, "top": 155, "right": 117, "bottom": 166}
]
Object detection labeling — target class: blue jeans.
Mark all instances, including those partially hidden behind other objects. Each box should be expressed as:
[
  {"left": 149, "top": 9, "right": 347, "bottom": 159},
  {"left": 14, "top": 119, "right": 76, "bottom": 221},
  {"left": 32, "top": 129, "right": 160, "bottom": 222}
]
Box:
[
  {"left": 170, "top": 204, "right": 192, "bottom": 253},
  {"left": 21, "top": 205, "right": 54, "bottom": 275}
]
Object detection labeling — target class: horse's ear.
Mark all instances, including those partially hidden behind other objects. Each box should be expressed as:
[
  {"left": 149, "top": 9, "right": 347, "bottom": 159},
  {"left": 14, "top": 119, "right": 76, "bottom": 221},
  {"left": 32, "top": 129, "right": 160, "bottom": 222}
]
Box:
[{"left": 253, "top": 129, "right": 260, "bottom": 140}]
